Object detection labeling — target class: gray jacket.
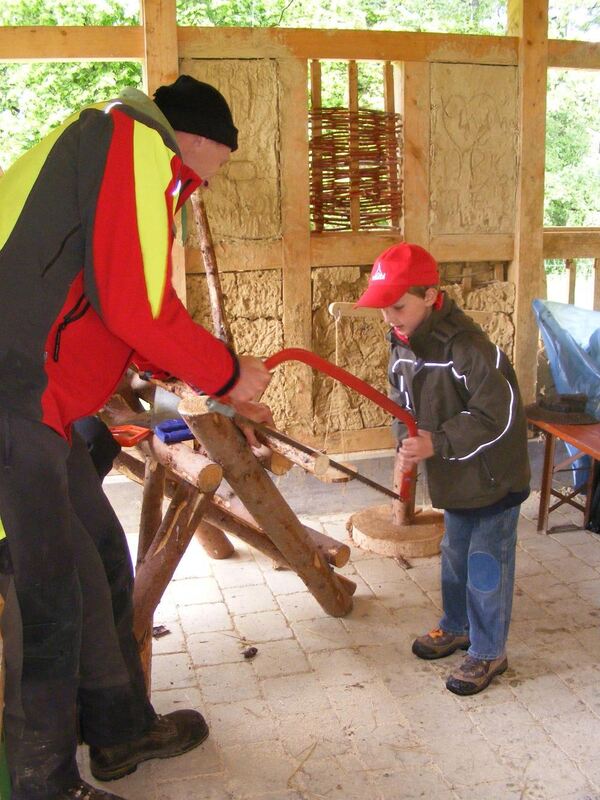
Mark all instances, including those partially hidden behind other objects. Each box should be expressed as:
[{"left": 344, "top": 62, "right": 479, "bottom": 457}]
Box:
[{"left": 388, "top": 295, "right": 530, "bottom": 510}]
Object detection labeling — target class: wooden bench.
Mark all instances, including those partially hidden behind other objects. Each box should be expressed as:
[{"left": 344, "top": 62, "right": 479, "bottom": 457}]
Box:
[{"left": 528, "top": 417, "right": 600, "bottom": 534}]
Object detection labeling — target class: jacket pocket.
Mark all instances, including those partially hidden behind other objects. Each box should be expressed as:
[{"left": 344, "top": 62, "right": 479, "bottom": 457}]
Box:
[
  {"left": 481, "top": 453, "right": 498, "bottom": 488},
  {"left": 53, "top": 293, "right": 91, "bottom": 362}
]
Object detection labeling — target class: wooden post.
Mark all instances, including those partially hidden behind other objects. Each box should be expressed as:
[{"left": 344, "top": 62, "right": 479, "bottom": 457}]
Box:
[
  {"left": 179, "top": 399, "right": 352, "bottom": 616},
  {"left": 348, "top": 60, "right": 361, "bottom": 231},
  {"left": 566, "top": 258, "right": 576, "bottom": 304},
  {"left": 383, "top": 61, "right": 401, "bottom": 230},
  {"left": 279, "top": 57, "right": 314, "bottom": 432},
  {"left": 310, "top": 59, "right": 324, "bottom": 233},
  {"left": 508, "top": 0, "right": 549, "bottom": 401},
  {"left": 401, "top": 61, "right": 431, "bottom": 248},
  {"left": 594, "top": 258, "right": 600, "bottom": 311}
]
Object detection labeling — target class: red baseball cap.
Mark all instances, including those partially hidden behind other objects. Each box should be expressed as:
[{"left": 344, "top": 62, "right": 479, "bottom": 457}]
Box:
[{"left": 355, "top": 243, "right": 439, "bottom": 308}]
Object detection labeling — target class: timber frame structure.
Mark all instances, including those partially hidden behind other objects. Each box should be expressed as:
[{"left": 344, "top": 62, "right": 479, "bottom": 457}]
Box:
[{"left": 2, "top": 0, "right": 600, "bottom": 453}]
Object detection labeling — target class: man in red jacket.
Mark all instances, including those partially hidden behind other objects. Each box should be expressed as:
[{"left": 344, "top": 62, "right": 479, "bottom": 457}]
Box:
[{"left": 0, "top": 75, "right": 270, "bottom": 800}]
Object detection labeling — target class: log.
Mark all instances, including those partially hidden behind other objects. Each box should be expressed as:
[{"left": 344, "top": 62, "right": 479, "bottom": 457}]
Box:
[
  {"left": 137, "top": 458, "right": 165, "bottom": 568},
  {"left": 179, "top": 400, "right": 352, "bottom": 617},
  {"left": 253, "top": 429, "right": 330, "bottom": 477},
  {"left": 136, "top": 435, "right": 222, "bottom": 493},
  {"left": 194, "top": 520, "right": 235, "bottom": 560}
]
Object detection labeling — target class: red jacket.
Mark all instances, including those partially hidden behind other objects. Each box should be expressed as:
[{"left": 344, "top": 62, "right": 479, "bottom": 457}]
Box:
[{"left": 0, "top": 90, "right": 238, "bottom": 438}]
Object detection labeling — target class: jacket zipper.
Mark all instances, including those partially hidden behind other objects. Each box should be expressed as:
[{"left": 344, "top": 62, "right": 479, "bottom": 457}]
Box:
[
  {"left": 53, "top": 293, "right": 90, "bottom": 362},
  {"left": 41, "top": 224, "right": 81, "bottom": 276}
]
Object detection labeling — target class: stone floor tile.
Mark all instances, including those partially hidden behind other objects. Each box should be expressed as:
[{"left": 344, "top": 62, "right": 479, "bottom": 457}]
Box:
[
  {"left": 543, "top": 709, "right": 600, "bottom": 763},
  {"left": 398, "top": 689, "right": 481, "bottom": 738},
  {"left": 150, "top": 686, "right": 204, "bottom": 715},
  {"left": 354, "top": 556, "right": 407, "bottom": 585},
  {"left": 406, "top": 563, "right": 442, "bottom": 593},
  {"left": 326, "top": 680, "right": 404, "bottom": 730},
  {"left": 432, "top": 734, "right": 509, "bottom": 786},
  {"left": 263, "top": 568, "right": 307, "bottom": 595},
  {"left": 517, "top": 573, "right": 579, "bottom": 602},
  {"left": 222, "top": 583, "right": 278, "bottom": 615},
  {"left": 171, "top": 540, "right": 213, "bottom": 579},
  {"left": 151, "top": 651, "right": 197, "bottom": 691},
  {"left": 149, "top": 736, "right": 222, "bottom": 780},
  {"left": 515, "top": 549, "right": 546, "bottom": 577},
  {"left": 187, "top": 630, "right": 249, "bottom": 667},
  {"left": 567, "top": 542, "right": 600, "bottom": 566},
  {"left": 276, "top": 590, "right": 328, "bottom": 622},
  {"left": 544, "top": 555, "right": 599, "bottom": 584},
  {"left": 211, "top": 560, "right": 265, "bottom": 589},
  {"left": 154, "top": 773, "right": 232, "bottom": 800},
  {"left": 178, "top": 601, "right": 233, "bottom": 635},
  {"left": 511, "top": 590, "right": 556, "bottom": 621},
  {"left": 291, "top": 617, "right": 356, "bottom": 652},
  {"left": 221, "top": 740, "right": 297, "bottom": 797},
  {"left": 151, "top": 620, "right": 186, "bottom": 655},
  {"left": 500, "top": 743, "right": 594, "bottom": 799},
  {"left": 205, "top": 697, "right": 278, "bottom": 746},
  {"left": 364, "top": 578, "right": 432, "bottom": 610},
  {"left": 295, "top": 754, "right": 384, "bottom": 800},
  {"left": 251, "top": 638, "right": 311, "bottom": 678},
  {"left": 234, "top": 609, "right": 293, "bottom": 643},
  {"left": 519, "top": 534, "right": 571, "bottom": 559},
  {"left": 308, "top": 647, "right": 378, "bottom": 688},
  {"left": 572, "top": 579, "right": 600, "bottom": 605},
  {"left": 196, "top": 661, "right": 261, "bottom": 704},
  {"left": 549, "top": 529, "right": 596, "bottom": 548},
  {"left": 510, "top": 672, "right": 586, "bottom": 719},
  {"left": 374, "top": 767, "right": 456, "bottom": 800},
  {"left": 166, "top": 576, "right": 222, "bottom": 606},
  {"left": 351, "top": 721, "right": 426, "bottom": 771},
  {"left": 261, "top": 671, "right": 331, "bottom": 717},
  {"left": 276, "top": 710, "right": 355, "bottom": 761}
]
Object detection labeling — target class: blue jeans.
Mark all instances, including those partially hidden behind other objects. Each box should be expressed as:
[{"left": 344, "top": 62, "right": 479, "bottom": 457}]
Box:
[{"left": 439, "top": 505, "right": 520, "bottom": 660}]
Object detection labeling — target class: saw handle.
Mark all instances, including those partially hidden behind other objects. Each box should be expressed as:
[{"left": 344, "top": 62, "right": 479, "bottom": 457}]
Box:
[{"left": 263, "top": 348, "right": 417, "bottom": 503}]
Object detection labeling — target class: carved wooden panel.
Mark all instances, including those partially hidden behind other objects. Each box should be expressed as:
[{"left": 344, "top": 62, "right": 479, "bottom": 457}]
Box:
[{"left": 430, "top": 63, "right": 518, "bottom": 235}]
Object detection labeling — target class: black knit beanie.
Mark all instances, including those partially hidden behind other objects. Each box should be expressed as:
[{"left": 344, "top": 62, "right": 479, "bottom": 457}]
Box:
[{"left": 153, "top": 75, "right": 238, "bottom": 151}]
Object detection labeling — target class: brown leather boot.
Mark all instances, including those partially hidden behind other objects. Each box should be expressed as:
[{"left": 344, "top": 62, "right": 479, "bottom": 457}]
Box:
[
  {"left": 89, "top": 710, "right": 209, "bottom": 781},
  {"left": 55, "top": 780, "right": 127, "bottom": 799},
  {"left": 412, "top": 627, "right": 470, "bottom": 659},
  {"left": 446, "top": 654, "right": 508, "bottom": 696}
]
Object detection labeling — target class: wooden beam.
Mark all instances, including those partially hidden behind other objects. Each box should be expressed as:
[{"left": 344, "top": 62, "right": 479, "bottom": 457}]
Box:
[
  {"left": 177, "top": 26, "right": 519, "bottom": 65},
  {"left": 279, "top": 57, "right": 314, "bottom": 428},
  {"left": 401, "top": 62, "right": 431, "bottom": 248},
  {"left": 185, "top": 239, "right": 283, "bottom": 273},
  {"left": 430, "top": 234, "right": 515, "bottom": 262},
  {"left": 141, "top": 0, "right": 179, "bottom": 93},
  {"left": 0, "top": 26, "right": 144, "bottom": 62},
  {"left": 548, "top": 39, "right": 600, "bottom": 70},
  {"left": 543, "top": 228, "right": 600, "bottom": 259},
  {"left": 348, "top": 60, "right": 361, "bottom": 232},
  {"left": 2, "top": 25, "right": 597, "bottom": 71},
  {"left": 508, "top": 0, "right": 549, "bottom": 403},
  {"left": 310, "top": 231, "right": 402, "bottom": 267}
]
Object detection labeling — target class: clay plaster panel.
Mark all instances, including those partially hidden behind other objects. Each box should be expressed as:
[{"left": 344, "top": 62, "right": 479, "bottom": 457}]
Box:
[
  {"left": 430, "top": 63, "right": 518, "bottom": 235},
  {"left": 181, "top": 58, "right": 281, "bottom": 241}
]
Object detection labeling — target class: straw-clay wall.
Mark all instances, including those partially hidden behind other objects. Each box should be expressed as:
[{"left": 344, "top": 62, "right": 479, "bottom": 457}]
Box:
[{"left": 185, "top": 58, "right": 519, "bottom": 438}]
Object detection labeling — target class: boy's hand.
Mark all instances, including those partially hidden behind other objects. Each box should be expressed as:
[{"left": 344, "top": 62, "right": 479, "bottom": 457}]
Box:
[{"left": 397, "top": 429, "right": 434, "bottom": 469}]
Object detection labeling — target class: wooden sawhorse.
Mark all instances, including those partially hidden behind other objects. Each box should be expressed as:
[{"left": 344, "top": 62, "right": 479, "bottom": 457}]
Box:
[{"left": 529, "top": 417, "right": 600, "bottom": 534}]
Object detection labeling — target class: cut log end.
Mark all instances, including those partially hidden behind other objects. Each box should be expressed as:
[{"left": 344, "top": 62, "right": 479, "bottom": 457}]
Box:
[{"left": 350, "top": 504, "right": 444, "bottom": 558}]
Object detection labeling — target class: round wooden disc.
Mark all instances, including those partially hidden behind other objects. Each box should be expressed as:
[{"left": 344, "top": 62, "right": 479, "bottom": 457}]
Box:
[{"left": 350, "top": 504, "right": 444, "bottom": 558}]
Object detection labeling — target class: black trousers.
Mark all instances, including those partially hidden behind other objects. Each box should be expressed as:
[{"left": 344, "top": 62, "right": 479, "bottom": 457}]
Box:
[{"left": 0, "top": 411, "right": 155, "bottom": 799}]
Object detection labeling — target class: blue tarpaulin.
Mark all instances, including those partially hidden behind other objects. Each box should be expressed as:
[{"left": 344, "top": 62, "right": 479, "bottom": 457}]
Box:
[{"left": 532, "top": 299, "right": 600, "bottom": 492}]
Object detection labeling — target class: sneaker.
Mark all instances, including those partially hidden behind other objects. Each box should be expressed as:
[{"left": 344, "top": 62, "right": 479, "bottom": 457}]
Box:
[
  {"left": 446, "top": 654, "right": 508, "bottom": 696},
  {"left": 56, "top": 780, "right": 127, "bottom": 799},
  {"left": 412, "top": 628, "right": 470, "bottom": 660},
  {"left": 90, "top": 710, "right": 209, "bottom": 782}
]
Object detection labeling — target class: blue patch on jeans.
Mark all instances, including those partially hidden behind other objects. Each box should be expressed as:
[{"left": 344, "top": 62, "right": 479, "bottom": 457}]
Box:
[{"left": 468, "top": 551, "right": 500, "bottom": 592}]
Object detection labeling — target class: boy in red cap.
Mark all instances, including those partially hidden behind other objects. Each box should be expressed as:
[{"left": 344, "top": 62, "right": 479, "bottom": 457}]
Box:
[{"left": 356, "top": 242, "right": 530, "bottom": 695}]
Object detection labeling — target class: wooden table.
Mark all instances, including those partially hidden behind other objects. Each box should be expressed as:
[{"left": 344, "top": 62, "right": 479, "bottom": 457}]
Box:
[{"left": 529, "top": 417, "right": 600, "bottom": 534}]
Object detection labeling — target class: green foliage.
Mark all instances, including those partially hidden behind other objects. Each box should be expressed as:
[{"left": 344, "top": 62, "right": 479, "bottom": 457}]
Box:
[{"left": 544, "top": 70, "right": 600, "bottom": 229}]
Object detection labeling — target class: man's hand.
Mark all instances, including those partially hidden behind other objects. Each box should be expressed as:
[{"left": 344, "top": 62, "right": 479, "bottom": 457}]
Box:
[
  {"left": 226, "top": 355, "right": 271, "bottom": 405},
  {"left": 232, "top": 400, "right": 275, "bottom": 449},
  {"left": 397, "top": 429, "right": 434, "bottom": 470}
]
